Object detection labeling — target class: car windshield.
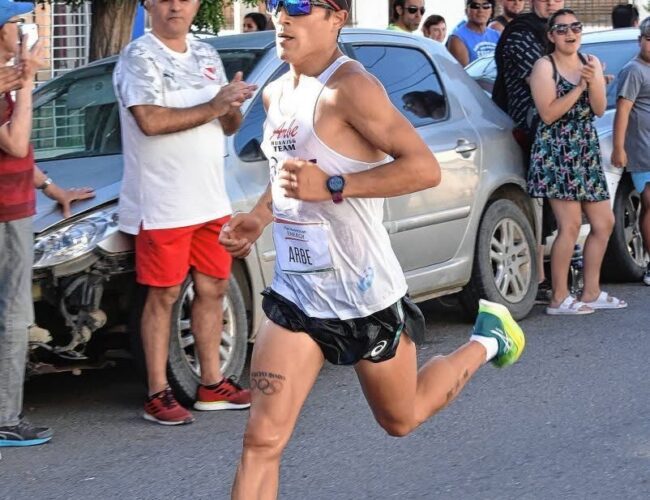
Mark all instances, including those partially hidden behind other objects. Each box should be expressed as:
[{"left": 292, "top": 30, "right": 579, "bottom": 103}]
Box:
[{"left": 31, "top": 48, "right": 267, "bottom": 162}]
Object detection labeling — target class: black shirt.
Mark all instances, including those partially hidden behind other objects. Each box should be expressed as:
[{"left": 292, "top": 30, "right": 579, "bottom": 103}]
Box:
[{"left": 493, "top": 13, "right": 547, "bottom": 132}]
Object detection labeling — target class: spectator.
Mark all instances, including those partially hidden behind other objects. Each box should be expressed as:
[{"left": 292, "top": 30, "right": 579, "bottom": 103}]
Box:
[
  {"left": 387, "top": 0, "right": 424, "bottom": 33},
  {"left": 611, "top": 17, "right": 650, "bottom": 285},
  {"left": 493, "top": 0, "right": 564, "bottom": 301},
  {"left": 114, "top": 0, "right": 257, "bottom": 425},
  {"left": 243, "top": 12, "right": 268, "bottom": 32},
  {"left": 448, "top": 1, "right": 500, "bottom": 66},
  {"left": 612, "top": 3, "right": 639, "bottom": 29},
  {"left": 489, "top": 0, "right": 525, "bottom": 33},
  {"left": 528, "top": 9, "right": 625, "bottom": 314},
  {"left": 0, "top": 0, "right": 94, "bottom": 448},
  {"left": 422, "top": 14, "right": 447, "bottom": 43}
]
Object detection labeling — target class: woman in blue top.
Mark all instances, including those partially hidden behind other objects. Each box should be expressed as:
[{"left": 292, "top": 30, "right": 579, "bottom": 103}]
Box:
[{"left": 448, "top": 0, "right": 500, "bottom": 66}]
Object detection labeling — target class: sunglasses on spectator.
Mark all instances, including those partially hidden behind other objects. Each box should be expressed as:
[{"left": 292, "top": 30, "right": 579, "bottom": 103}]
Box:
[
  {"left": 551, "top": 22, "right": 583, "bottom": 35},
  {"left": 266, "top": 0, "right": 343, "bottom": 16},
  {"left": 468, "top": 3, "right": 493, "bottom": 10},
  {"left": 406, "top": 6, "right": 425, "bottom": 15}
]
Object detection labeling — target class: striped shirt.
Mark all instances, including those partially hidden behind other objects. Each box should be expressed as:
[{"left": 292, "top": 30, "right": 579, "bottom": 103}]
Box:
[{"left": 0, "top": 94, "right": 35, "bottom": 222}]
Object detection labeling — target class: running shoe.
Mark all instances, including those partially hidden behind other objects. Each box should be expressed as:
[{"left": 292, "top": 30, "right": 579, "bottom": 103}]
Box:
[
  {"left": 643, "top": 265, "right": 650, "bottom": 286},
  {"left": 143, "top": 387, "right": 194, "bottom": 426},
  {"left": 0, "top": 419, "right": 53, "bottom": 447},
  {"left": 194, "top": 378, "right": 251, "bottom": 411},
  {"left": 472, "top": 299, "right": 526, "bottom": 368}
]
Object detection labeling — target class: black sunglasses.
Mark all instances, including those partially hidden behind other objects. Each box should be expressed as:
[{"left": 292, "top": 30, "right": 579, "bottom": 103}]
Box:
[
  {"left": 551, "top": 21, "right": 583, "bottom": 35},
  {"left": 266, "top": 0, "right": 343, "bottom": 17},
  {"left": 406, "top": 6, "right": 425, "bottom": 15},
  {"left": 468, "top": 2, "right": 492, "bottom": 10}
]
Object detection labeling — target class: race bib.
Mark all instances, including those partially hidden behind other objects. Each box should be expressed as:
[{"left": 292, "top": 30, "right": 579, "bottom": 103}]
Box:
[{"left": 273, "top": 220, "right": 334, "bottom": 274}]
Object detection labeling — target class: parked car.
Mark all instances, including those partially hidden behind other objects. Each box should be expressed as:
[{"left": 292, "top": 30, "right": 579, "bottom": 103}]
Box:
[
  {"left": 29, "top": 29, "right": 538, "bottom": 403},
  {"left": 465, "top": 28, "right": 650, "bottom": 281}
]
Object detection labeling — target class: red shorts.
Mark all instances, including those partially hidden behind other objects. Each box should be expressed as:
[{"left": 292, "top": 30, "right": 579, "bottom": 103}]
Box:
[{"left": 135, "top": 216, "right": 232, "bottom": 287}]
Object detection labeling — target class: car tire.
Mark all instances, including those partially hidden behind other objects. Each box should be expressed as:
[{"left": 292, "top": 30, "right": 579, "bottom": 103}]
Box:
[
  {"left": 460, "top": 199, "right": 538, "bottom": 321},
  {"left": 602, "top": 173, "right": 648, "bottom": 282},
  {"left": 131, "top": 275, "right": 249, "bottom": 407}
]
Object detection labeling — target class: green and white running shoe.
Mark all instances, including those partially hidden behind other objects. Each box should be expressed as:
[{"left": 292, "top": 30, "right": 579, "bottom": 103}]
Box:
[{"left": 472, "top": 299, "right": 526, "bottom": 367}]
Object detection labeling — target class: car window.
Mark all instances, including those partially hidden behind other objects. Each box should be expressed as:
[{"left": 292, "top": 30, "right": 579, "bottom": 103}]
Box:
[
  {"left": 583, "top": 40, "right": 638, "bottom": 109},
  {"left": 235, "top": 63, "right": 289, "bottom": 162},
  {"left": 32, "top": 63, "right": 120, "bottom": 161},
  {"left": 216, "top": 49, "right": 267, "bottom": 80},
  {"left": 351, "top": 45, "right": 448, "bottom": 127}
]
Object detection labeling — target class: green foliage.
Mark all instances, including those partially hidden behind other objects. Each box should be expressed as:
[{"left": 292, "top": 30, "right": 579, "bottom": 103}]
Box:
[
  {"left": 36, "top": 0, "right": 261, "bottom": 34},
  {"left": 194, "top": 0, "right": 260, "bottom": 33}
]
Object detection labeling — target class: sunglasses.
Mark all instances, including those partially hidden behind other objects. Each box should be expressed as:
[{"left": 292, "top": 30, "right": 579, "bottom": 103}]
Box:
[
  {"left": 266, "top": 0, "right": 343, "bottom": 16},
  {"left": 551, "top": 21, "right": 583, "bottom": 35},
  {"left": 3, "top": 17, "right": 25, "bottom": 26},
  {"left": 468, "top": 2, "right": 493, "bottom": 10},
  {"left": 406, "top": 6, "right": 426, "bottom": 15}
]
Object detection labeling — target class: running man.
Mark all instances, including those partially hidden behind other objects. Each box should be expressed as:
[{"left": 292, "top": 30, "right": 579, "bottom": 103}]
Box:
[{"left": 221, "top": 1, "right": 526, "bottom": 498}]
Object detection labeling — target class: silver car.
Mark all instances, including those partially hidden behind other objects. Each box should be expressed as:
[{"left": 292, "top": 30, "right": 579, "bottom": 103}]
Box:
[{"left": 30, "top": 29, "right": 537, "bottom": 403}]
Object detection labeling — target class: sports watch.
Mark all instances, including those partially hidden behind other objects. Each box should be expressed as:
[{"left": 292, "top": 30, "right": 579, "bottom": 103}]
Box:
[{"left": 326, "top": 175, "right": 345, "bottom": 204}]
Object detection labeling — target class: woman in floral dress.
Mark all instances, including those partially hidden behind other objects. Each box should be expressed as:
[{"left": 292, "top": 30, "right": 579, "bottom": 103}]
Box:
[{"left": 528, "top": 8, "right": 626, "bottom": 315}]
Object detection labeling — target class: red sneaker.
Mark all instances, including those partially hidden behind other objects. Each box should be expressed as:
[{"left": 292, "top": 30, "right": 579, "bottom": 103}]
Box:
[
  {"left": 143, "top": 387, "right": 194, "bottom": 426},
  {"left": 194, "top": 378, "right": 251, "bottom": 411}
]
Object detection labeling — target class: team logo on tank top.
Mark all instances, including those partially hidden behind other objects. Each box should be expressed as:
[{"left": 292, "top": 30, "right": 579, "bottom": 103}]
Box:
[{"left": 270, "top": 119, "right": 299, "bottom": 152}]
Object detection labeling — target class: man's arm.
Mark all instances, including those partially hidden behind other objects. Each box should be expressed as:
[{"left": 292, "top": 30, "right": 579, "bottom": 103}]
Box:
[
  {"left": 129, "top": 72, "right": 255, "bottom": 136},
  {"left": 34, "top": 165, "right": 95, "bottom": 218},
  {"left": 611, "top": 98, "right": 633, "bottom": 168},
  {"left": 0, "top": 65, "right": 22, "bottom": 94},
  {"left": 503, "top": 31, "right": 543, "bottom": 84},
  {"left": 0, "top": 41, "right": 44, "bottom": 157},
  {"left": 447, "top": 35, "right": 470, "bottom": 67},
  {"left": 280, "top": 69, "right": 441, "bottom": 201},
  {"left": 116, "top": 43, "right": 255, "bottom": 137}
]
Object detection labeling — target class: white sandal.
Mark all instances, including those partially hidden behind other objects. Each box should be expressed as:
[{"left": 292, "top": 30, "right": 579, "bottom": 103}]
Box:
[
  {"left": 581, "top": 291, "right": 627, "bottom": 310},
  {"left": 546, "top": 295, "right": 594, "bottom": 315}
]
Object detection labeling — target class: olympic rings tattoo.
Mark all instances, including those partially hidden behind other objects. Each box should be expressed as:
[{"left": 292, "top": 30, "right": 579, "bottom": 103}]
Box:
[{"left": 250, "top": 371, "right": 286, "bottom": 396}]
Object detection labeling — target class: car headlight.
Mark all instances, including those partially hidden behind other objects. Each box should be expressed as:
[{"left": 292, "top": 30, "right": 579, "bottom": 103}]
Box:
[{"left": 33, "top": 206, "right": 119, "bottom": 269}]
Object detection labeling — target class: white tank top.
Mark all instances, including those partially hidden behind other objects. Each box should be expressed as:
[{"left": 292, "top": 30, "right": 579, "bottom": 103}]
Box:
[{"left": 261, "top": 56, "right": 407, "bottom": 320}]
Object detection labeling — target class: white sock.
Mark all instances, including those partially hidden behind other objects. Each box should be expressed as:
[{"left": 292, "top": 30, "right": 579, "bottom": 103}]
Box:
[{"left": 470, "top": 335, "right": 499, "bottom": 362}]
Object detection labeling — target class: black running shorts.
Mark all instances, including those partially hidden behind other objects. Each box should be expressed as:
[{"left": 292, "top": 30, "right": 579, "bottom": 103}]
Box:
[{"left": 261, "top": 288, "right": 426, "bottom": 365}]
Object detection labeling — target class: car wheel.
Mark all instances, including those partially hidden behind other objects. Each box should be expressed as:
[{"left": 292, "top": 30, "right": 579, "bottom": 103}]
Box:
[
  {"left": 460, "top": 199, "right": 538, "bottom": 320},
  {"left": 131, "top": 276, "right": 248, "bottom": 407},
  {"left": 602, "top": 174, "right": 648, "bottom": 282}
]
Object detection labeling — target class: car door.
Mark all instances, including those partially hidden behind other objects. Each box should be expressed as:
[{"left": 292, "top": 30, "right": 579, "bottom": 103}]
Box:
[{"left": 348, "top": 42, "right": 481, "bottom": 273}]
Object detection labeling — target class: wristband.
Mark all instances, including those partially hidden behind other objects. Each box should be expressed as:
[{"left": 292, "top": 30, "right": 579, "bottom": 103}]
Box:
[{"left": 37, "top": 177, "right": 53, "bottom": 190}]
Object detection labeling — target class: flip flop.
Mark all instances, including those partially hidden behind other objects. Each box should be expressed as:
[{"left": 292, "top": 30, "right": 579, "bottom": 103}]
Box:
[
  {"left": 581, "top": 291, "right": 627, "bottom": 310},
  {"left": 546, "top": 295, "right": 594, "bottom": 315}
]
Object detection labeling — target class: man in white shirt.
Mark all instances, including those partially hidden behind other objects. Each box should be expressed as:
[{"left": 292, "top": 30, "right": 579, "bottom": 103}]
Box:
[{"left": 113, "top": 0, "right": 257, "bottom": 425}]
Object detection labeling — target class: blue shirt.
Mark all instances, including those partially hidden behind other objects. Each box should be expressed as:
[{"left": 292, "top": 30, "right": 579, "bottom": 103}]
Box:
[{"left": 451, "top": 23, "right": 500, "bottom": 63}]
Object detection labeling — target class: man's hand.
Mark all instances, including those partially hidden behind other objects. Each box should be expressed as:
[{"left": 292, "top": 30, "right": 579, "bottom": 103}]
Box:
[
  {"left": 219, "top": 212, "right": 265, "bottom": 258},
  {"left": 0, "top": 65, "right": 23, "bottom": 94},
  {"left": 611, "top": 146, "right": 628, "bottom": 169},
  {"left": 278, "top": 159, "right": 330, "bottom": 201},
  {"left": 210, "top": 71, "right": 257, "bottom": 116},
  {"left": 44, "top": 185, "right": 96, "bottom": 218},
  {"left": 19, "top": 37, "right": 46, "bottom": 84}
]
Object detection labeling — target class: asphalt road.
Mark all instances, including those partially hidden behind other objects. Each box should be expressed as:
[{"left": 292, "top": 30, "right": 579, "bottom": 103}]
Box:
[{"left": 2, "top": 283, "right": 649, "bottom": 500}]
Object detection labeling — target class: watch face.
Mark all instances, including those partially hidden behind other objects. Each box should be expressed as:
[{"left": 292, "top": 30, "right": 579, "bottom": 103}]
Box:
[{"left": 328, "top": 175, "right": 345, "bottom": 192}]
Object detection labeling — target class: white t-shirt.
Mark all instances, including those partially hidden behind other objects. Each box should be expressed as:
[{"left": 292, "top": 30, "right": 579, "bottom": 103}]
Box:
[{"left": 114, "top": 33, "right": 231, "bottom": 234}]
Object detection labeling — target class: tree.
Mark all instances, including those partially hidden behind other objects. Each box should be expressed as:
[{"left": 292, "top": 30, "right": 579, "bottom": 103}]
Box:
[{"left": 37, "top": 0, "right": 259, "bottom": 62}]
